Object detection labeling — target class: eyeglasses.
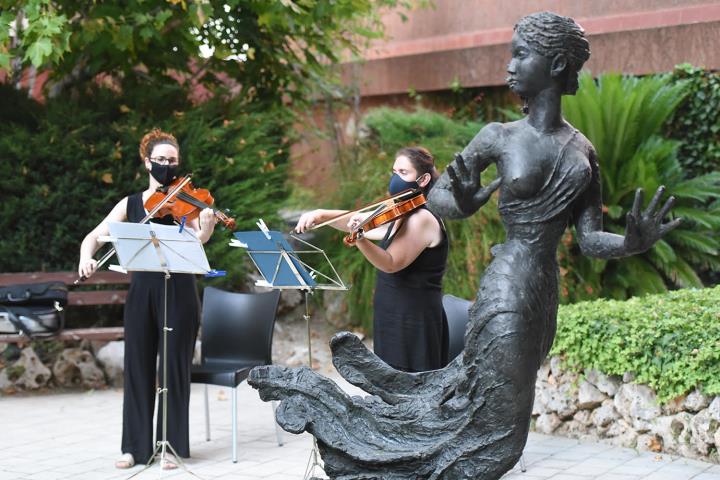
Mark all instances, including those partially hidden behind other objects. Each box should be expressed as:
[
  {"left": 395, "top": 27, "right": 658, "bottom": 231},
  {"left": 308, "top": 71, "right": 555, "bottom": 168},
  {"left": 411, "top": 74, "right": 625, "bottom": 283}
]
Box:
[{"left": 150, "top": 156, "right": 179, "bottom": 165}]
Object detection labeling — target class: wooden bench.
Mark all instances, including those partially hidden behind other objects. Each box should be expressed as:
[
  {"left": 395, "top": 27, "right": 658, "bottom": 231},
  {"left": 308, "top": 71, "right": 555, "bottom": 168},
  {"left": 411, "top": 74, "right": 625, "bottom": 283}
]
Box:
[{"left": 0, "top": 271, "right": 129, "bottom": 344}]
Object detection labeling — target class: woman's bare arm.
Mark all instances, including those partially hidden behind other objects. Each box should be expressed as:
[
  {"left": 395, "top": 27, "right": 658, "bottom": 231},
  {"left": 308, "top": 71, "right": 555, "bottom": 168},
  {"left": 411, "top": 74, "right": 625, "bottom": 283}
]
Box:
[
  {"left": 78, "top": 197, "right": 128, "bottom": 277},
  {"left": 354, "top": 210, "right": 441, "bottom": 273}
]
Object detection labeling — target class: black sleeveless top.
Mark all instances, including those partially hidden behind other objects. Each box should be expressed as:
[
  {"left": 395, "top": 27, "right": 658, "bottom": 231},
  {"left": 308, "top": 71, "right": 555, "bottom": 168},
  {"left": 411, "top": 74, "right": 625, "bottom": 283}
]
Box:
[
  {"left": 372, "top": 206, "right": 449, "bottom": 372},
  {"left": 376, "top": 206, "right": 448, "bottom": 291}
]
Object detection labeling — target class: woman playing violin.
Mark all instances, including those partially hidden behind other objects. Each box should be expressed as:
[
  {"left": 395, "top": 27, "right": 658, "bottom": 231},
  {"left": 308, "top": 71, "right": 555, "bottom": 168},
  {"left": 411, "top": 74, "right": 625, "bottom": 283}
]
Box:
[
  {"left": 78, "top": 128, "right": 217, "bottom": 469},
  {"left": 296, "top": 147, "right": 449, "bottom": 372}
]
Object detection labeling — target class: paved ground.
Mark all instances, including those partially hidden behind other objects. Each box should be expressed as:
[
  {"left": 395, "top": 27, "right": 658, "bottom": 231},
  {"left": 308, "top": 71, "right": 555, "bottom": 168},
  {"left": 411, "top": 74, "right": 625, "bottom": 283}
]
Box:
[{"left": 2, "top": 376, "right": 720, "bottom": 480}]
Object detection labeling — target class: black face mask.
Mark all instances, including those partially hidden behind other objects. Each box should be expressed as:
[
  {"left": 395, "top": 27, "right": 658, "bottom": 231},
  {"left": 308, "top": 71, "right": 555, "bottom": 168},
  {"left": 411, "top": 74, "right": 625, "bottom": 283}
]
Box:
[
  {"left": 149, "top": 161, "right": 178, "bottom": 186},
  {"left": 388, "top": 173, "right": 419, "bottom": 195}
]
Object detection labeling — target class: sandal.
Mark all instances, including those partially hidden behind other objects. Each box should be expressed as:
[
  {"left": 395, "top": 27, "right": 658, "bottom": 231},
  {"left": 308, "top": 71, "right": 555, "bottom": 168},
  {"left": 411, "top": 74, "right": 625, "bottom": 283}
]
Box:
[
  {"left": 161, "top": 454, "right": 178, "bottom": 470},
  {"left": 115, "top": 453, "right": 135, "bottom": 469}
]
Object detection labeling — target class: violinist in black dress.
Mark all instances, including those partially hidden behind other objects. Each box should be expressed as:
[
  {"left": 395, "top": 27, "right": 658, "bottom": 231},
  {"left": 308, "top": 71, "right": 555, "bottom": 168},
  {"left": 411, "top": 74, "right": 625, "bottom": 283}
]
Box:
[
  {"left": 78, "top": 129, "right": 217, "bottom": 469},
  {"left": 295, "top": 147, "right": 449, "bottom": 372}
]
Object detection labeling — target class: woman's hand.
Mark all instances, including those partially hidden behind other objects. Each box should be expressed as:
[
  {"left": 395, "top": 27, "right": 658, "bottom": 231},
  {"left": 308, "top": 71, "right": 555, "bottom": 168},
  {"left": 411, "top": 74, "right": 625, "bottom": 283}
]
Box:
[
  {"left": 345, "top": 212, "right": 370, "bottom": 247},
  {"left": 78, "top": 258, "right": 98, "bottom": 278},
  {"left": 295, "top": 209, "right": 327, "bottom": 233},
  {"left": 346, "top": 212, "right": 367, "bottom": 232},
  {"left": 623, "top": 186, "right": 681, "bottom": 255},
  {"left": 446, "top": 152, "right": 502, "bottom": 214},
  {"left": 199, "top": 208, "right": 218, "bottom": 231}
]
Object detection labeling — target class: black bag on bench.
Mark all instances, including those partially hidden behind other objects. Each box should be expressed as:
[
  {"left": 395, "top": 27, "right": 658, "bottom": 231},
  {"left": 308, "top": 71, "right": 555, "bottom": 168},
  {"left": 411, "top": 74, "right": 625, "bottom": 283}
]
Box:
[{"left": 0, "top": 282, "right": 68, "bottom": 337}]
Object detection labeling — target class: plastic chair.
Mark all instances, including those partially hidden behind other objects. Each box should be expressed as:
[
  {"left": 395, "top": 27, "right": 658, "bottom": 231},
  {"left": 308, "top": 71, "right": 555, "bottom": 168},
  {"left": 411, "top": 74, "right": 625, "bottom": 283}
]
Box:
[
  {"left": 442, "top": 294, "right": 473, "bottom": 362},
  {"left": 191, "top": 286, "right": 283, "bottom": 463},
  {"left": 441, "top": 294, "right": 527, "bottom": 473}
]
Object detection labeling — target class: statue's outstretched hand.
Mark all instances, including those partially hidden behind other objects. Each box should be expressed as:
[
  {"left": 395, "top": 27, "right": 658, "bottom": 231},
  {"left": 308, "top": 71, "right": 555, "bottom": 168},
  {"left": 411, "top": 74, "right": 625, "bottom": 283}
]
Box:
[
  {"left": 446, "top": 152, "right": 502, "bottom": 214},
  {"left": 623, "top": 186, "right": 682, "bottom": 255}
]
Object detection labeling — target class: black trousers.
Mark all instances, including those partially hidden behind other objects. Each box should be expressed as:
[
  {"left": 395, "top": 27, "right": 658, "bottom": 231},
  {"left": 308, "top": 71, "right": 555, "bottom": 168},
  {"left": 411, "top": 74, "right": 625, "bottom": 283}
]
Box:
[{"left": 121, "top": 272, "right": 200, "bottom": 464}]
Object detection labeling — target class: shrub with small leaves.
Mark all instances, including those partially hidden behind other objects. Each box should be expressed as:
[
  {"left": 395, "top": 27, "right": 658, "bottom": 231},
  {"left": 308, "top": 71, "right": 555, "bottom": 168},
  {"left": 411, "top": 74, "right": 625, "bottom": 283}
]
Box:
[
  {"left": 666, "top": 64, "right": 720, "bottom": 177},
  {"left": 552, "top": 286, "right": 720, "bottom": 403}
]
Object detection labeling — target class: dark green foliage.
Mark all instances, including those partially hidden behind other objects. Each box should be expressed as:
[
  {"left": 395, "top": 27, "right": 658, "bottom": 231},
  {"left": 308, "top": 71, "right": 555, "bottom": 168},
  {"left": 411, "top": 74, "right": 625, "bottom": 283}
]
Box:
[
  {"left": 562, "top": 73, "right": 720, "bottom": 299},
  {"left": 177, "top": 98, "right": 292, "bottom": 289},
  {"left": 1, "top": 0, "right": 414, "bottom": 108},
  {"left": 319, "top": 107, "right": 504, "bottom": 331},
  {"left": 666, "top": 64, "right": 720, "bottom": 177},
  {"left": 0, "top": 84, "right": 290, "bottom": 293},
  {"left": 0, "top": 85, "right": 146, "bottom": 273},
  {"left": 552, "top": 286, "right": 720, "bottom": 403},
  {"left": 407, "top": 83, "right": 518, "bottom": 124}
]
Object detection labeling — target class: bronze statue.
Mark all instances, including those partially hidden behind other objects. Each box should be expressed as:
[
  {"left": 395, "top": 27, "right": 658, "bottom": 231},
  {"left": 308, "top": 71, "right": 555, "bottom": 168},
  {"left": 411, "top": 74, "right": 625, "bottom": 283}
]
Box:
[{"left": 249, "top": 11, "right": 680, "bottom": 480}]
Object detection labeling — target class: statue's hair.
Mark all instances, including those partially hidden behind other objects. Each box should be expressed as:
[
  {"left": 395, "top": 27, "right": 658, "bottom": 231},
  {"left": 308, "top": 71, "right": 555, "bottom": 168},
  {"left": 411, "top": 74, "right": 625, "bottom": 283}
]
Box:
[
  {"left": 514, "top": 12, "right": 590, "bottom": 95},
  {"left": 139, "top": 128, "right": 180, "bottom": 161}
]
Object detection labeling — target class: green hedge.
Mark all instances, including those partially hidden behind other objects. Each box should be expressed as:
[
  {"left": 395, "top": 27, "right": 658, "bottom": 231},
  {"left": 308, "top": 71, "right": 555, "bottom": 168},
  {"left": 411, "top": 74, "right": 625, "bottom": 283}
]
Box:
[{"left": 552, "top": 286, "right": 720, "bottom": 403}]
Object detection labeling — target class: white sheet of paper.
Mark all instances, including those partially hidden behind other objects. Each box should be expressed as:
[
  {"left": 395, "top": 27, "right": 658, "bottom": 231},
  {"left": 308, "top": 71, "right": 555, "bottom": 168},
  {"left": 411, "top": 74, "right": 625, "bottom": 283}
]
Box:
[{"left": 107, "top": 222, "right": 210, "bottom": 274}]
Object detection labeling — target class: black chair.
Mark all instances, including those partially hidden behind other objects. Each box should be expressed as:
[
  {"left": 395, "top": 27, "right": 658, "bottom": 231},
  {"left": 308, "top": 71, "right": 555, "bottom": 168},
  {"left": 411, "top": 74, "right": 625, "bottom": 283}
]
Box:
[
  {"left": 442, "top": 294, "right": 473, "bottom": 362},
  {"left": 441, "top": 294, "right": 527, "bottom": 472},
  {"left": 191, "top": 286, "right": 283, "bottom": 463}
]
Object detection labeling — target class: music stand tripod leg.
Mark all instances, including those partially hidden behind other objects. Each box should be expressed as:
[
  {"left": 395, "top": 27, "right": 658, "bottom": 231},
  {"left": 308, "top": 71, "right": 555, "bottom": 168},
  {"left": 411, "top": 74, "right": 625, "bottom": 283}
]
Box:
[
  {"left": 301, "top": 289, "right": 325, "bottom": 480},
  {"left": 230, "top": 227, "right": 348, "bottom": 480}
]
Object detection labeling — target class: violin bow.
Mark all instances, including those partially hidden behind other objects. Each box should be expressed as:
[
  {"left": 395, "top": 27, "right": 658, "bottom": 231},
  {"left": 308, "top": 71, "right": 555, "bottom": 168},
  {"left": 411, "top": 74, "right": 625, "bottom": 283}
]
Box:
[
  {"left": 74, "top": 175, "right": 194, "bottom": 284},
  {"left": 305, "top": 189, "right": 420, "bottom": 231}
]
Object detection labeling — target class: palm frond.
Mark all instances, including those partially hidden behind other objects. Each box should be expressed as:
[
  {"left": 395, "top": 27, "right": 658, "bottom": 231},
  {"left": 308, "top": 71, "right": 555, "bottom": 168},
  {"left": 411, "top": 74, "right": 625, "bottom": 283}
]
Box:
[
  {"left": 666, "top": 230, "right": 720, "bottom": 256},
  {"left": 668, "top": 257, "right": 705, "bottom": 288},
  {"left": 608, "top": 256, "right": 668, "bottom": 297},
  {"left": 671, "top": 173, "right": 720, "bottom": 202},
  {"left": 649, "top": 239, "right": 677, "bottom": 266},
  {"left": 670, "top": 207, "right": 720, "bottom": 230}
]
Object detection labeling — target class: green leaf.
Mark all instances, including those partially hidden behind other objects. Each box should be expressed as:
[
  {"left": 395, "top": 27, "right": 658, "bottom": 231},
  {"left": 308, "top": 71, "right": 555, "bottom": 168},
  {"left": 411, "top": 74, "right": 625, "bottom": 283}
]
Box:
[
  {"left": 0, "top": 52, "right": 10, "bottom": 70},
  {"left": 24, "top": 37, "right": 52, "bottom": 67},
  {"left": 606, "top": 205, "right": 623, "bottom": 220},
  {"left": 114, "top": 25, "right": 134, "bottom": 52}
]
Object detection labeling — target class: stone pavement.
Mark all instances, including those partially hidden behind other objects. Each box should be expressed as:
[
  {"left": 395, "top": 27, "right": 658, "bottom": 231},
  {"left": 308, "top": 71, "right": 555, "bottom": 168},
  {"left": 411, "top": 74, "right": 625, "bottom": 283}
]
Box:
[{"left": 1, "top": 376, "right": 719, "bottom": 480}]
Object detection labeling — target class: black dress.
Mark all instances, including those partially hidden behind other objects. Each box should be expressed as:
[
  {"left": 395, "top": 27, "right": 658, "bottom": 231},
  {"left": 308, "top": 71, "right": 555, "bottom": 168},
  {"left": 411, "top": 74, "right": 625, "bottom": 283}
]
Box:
[
  {"left": 121, "top": 192, "right": 200, "bottom": 463},
  {"left": 372, "top": 207, "right": 449, "bottom": 372}
]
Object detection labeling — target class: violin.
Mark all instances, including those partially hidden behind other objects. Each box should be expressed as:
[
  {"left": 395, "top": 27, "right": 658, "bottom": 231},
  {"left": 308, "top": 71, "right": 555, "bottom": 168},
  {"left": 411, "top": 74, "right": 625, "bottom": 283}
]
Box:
[
  {"left": 344, "top": 191, "right": 426, "bottom": 246},
  {"left": 302, "top": 189, "right": 422, "bottom": 233},
  {"left": 144, "top": 175, "right": 236, "bottom": 229}
]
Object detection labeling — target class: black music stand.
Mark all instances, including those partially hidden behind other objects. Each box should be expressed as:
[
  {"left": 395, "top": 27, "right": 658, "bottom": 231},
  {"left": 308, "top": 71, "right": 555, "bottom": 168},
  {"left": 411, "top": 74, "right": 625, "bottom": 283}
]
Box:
[
  {"left": 104, "top": 221, "right": 210, "bottom": 479},
  {"left": 231, "top": 219, "right": 347, "bottom": 479}
]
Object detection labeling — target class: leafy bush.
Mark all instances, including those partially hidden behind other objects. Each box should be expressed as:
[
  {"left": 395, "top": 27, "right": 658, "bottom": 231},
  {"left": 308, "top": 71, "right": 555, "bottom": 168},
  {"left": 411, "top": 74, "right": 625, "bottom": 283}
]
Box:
[
  {"left": 317, "top": 107, "right": 504, "bottom": 331},
  {"left": 666, "top": 64, "right": 720, "bottom": 177},
  {"left": 0, "top": 84, "right": 290, "bottom": 297},
  {"left": 552, "top": 286, "right": 720, "bottom": 403},
  {"left": 562, "top": 73, "right": 720, "bottom": 299}
]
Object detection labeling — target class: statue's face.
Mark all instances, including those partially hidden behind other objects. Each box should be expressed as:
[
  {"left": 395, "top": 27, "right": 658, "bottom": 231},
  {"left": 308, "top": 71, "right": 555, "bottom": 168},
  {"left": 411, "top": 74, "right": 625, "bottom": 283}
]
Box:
[{"left": 507, "top": 32, "right": 553, "bottom": 98}]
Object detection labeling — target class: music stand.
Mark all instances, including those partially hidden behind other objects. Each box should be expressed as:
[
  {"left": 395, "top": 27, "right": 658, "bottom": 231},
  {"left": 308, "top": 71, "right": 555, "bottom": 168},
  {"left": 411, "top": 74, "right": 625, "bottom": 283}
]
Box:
[
  {"left": 230, "top": 220, "right": 347, "bottom": 479},
  {"left": 103, "top": 221, "right": 210, "bottom": 479}
]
